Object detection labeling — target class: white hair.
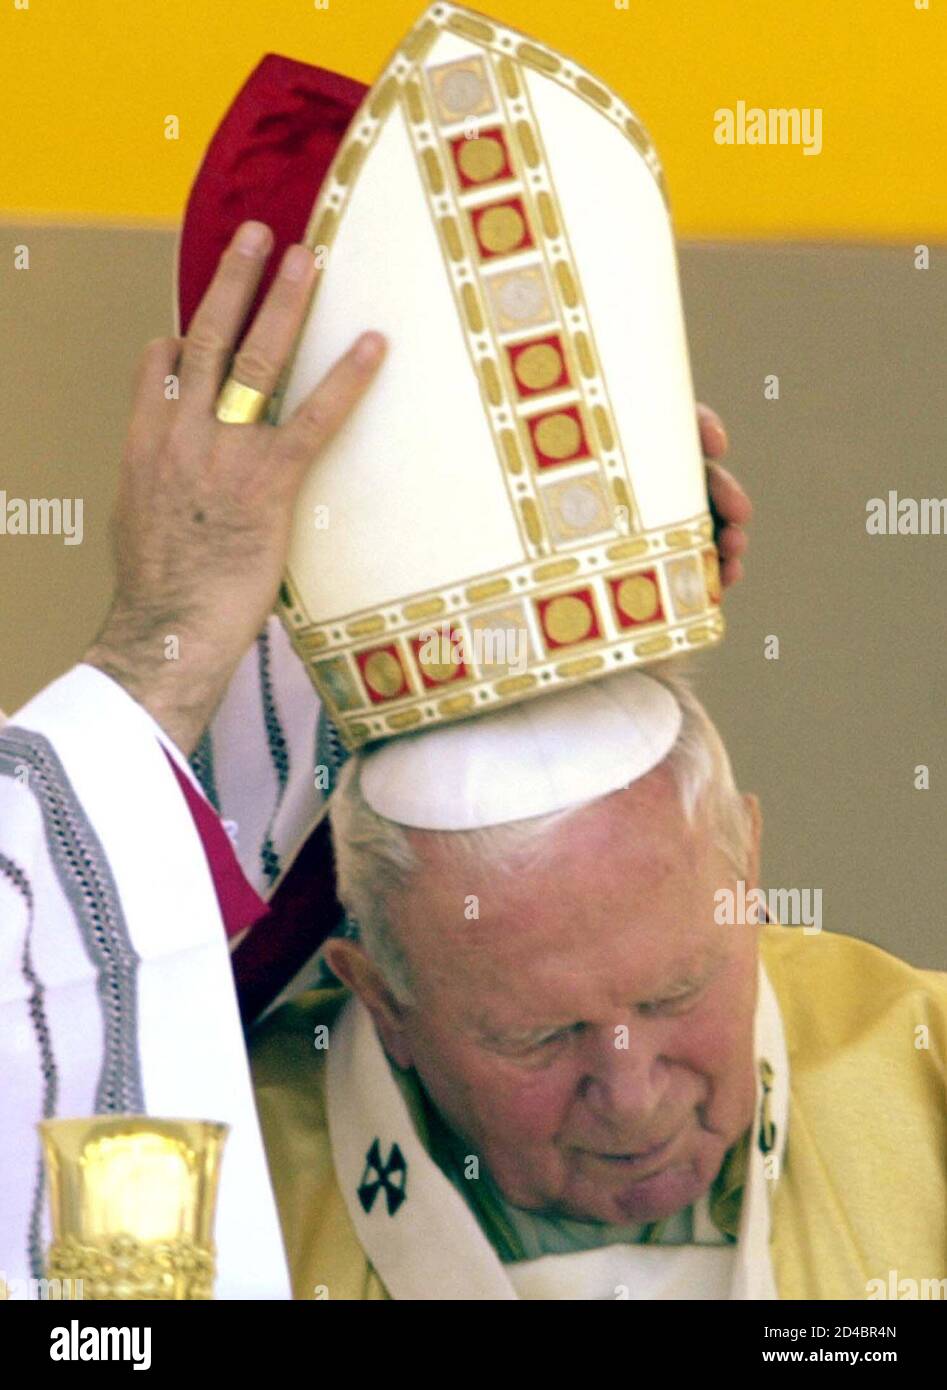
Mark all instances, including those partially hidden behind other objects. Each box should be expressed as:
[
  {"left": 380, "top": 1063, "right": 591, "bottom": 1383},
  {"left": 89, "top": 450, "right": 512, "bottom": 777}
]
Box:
[{"left": 328, "top": 664, "right": 752, "bottom": 1003}]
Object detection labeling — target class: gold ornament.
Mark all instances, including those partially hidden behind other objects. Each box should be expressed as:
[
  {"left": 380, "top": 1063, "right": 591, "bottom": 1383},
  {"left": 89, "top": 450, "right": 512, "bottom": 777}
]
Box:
[
  {"left": 458, "top": 135, "right": 506, "bottom": 183},
  {"left": 46, "top": 1232, "right": 214, "bottom": 1301},
  {"left": 544, "top": 594, "right": 593, "bottom": 644},
  {"left": 514, "top": 343, "right": 563, "bottom": 391},
  {"left": 39, "top": 1117, "right": 227, "bottom": 1302},
  {"left": 616, "top": 575, "right": 659, "bottom": 622},
  {"left": 363, "top": 650, "right": 405, "bottom": 697},
  {"left": 478, "top": 204, "right": 525, "bottom": 253},
  {"left": 535, "top": 412, "right": 581, "bottom": 460}
]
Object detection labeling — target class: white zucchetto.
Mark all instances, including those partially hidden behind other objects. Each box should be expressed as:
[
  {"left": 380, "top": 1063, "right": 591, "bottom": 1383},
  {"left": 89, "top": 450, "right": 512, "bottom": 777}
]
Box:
[{"left": 357, "top": 670, "right": 681, "bottom": 830}]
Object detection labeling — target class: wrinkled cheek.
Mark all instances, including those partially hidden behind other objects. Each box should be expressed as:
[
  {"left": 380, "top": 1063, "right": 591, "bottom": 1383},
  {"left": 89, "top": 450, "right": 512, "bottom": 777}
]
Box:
[
  {"left": 674, "top": 1017, "right": 732, "bottom": 1085},
  {"left": 475, "top": 1068, "right": 566, "bottom": 1145},
  {"left": 679, "top": 1014, "right": 756, "bottom": 1132},
  {"left": 467, "top": 1070, "right": 573, "bottom": 1199}
]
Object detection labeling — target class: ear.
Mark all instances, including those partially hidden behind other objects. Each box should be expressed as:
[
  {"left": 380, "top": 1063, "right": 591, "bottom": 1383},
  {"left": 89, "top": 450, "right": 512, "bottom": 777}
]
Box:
[
  {"left": 323, "top": 938, "right": 415, "bottom": 1070},
  {"left": 742, "top": 792, "right": 762, "bottom": 892}
]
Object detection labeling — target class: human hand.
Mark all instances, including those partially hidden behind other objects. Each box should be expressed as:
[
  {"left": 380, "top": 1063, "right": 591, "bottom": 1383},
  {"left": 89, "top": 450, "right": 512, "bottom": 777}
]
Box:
[
  {"left": 697, "top": 404, "right": 752, "bottom": 589},
  {"left": 86, "top": 220, "right": 386, "bottom": 756}
]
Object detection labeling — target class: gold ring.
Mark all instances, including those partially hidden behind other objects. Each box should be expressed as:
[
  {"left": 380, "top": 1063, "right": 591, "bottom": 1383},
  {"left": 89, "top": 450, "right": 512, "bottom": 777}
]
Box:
[{"left": 214, "top": 377, "right": 270, "bottom": 424}]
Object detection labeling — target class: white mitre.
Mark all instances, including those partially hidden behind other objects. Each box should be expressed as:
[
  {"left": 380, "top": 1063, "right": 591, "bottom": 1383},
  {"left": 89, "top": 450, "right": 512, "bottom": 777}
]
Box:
[
  {"left": 265, "top": 2, "right": 724, "bottom": 751},
  {"left": 358, "top": 667, "right": 681, "bottom": 829}
]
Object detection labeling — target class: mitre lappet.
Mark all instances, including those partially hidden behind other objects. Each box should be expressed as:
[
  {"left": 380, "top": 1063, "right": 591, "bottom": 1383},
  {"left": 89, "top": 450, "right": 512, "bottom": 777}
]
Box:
[{"left": 178, "top": 2, "right": 724, "bottom": 753}]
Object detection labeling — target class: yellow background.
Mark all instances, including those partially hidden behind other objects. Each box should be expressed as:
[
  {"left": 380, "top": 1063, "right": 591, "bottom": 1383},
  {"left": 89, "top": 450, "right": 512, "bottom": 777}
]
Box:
[{"left": 2, "top": 0, "right": 944, "bottom": 239}]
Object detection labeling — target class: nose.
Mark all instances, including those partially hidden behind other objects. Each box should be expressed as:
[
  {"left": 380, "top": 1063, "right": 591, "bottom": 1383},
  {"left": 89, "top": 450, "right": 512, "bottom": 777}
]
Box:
[{"left": 576, "top": 1024, "right": 668, "bottom": 1129}]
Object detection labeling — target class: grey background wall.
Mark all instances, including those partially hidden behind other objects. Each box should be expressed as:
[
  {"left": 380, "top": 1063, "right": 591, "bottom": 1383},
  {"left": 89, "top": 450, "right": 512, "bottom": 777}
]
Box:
[{"left": 1, "top": 225, "right": 944, "bottom": 967}]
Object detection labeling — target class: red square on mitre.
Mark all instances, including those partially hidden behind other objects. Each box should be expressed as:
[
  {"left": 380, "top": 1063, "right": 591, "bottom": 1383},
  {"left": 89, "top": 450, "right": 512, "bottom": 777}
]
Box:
[
  {"left": 536, "top": 588, "right": 601, "bottom": 651},
  {"left": 526, "top": 405, "right": 590, "bottom": 468},
  {"left": 355, "top": 644, "right": 410, "bottom": 704},
  {"left": 470, "top": 196, "right": 533, "bottom": 261},
  {"left": 449, "top": 128, "right": 514, "bottom": 189},
  {"left": 507, "top": 334, "right": 570, "bottom": 400},
  {"left": 410, "top": 627, "right": 469, "bottom": 689},
  {"left": 608, "top": 569, "right": 665, "bottom": 630}
]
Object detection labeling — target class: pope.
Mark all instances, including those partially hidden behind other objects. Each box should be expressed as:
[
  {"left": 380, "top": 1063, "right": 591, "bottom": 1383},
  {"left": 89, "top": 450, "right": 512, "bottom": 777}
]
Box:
[{"left": 250, "top": 666, "right": 947, "bottom": 1300}]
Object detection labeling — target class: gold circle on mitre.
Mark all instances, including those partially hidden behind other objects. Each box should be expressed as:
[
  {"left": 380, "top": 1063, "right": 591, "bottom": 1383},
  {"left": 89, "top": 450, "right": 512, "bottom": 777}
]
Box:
[
  {"left": 616, "top": 575, "right": 660, "bottom": 622},
  {"left": 514, "top": 343, "right": 563, "bottom": 391},
  {"left": 419, "top": 651, "right": 460, "bottom": 683},
  {"left": 534, "top": 412, "right": 581, "bottom": 460},
  {"left": 544, "top": 594, "right": 593, "bottom": 644},
  {"left": 478, "top": 204, "right": 525, "bottom": 254},
  {"left": 363, "top": 650, "right": 404, "bottom": 697},
  {"left": 458, "top": 136, "right": 506, "bottom": 183}
]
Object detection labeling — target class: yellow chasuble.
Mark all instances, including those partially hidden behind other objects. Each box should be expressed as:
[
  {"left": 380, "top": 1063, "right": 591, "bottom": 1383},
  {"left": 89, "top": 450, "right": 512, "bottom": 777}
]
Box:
[{"left": 248, "top": 925, "right": 947, "bottom": 1300}]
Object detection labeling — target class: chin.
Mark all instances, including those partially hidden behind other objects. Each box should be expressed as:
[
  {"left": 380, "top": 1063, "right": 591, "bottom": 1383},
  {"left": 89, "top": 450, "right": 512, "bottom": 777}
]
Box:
[
  {"left": 563, "top": 1139, "right": 725, "bottom": 1225},
  {"left": 609, "top": 1160, "right": 710, "bottom": 1223}
]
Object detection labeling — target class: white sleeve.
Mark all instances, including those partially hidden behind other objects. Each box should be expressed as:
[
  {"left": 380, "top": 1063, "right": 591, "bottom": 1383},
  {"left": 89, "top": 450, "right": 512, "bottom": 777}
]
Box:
[
  {"left": 0, "top": 663, "right": 291, "bottom": 1299},
  {"left": 188, "top": 613, "right": 342, "bottom": 895}
]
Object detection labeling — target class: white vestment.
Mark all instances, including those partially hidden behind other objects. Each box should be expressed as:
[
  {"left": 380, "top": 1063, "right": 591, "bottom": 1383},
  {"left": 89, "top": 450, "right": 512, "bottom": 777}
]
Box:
[{"left": 0, "top": 619, "right": 322, "bottom": 1298}]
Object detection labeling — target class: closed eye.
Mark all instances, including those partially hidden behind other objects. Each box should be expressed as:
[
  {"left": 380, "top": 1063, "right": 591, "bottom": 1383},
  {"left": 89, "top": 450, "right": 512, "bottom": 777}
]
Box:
[
  {"left": 638, "top": 985, "right": 702, "bottom": 1018},
  {"left": 496, "top": 1023, "right": 581, "bottom": 1056},
  {"left": 534, "top": 1025, "right": 578, "bottom": 1047}
]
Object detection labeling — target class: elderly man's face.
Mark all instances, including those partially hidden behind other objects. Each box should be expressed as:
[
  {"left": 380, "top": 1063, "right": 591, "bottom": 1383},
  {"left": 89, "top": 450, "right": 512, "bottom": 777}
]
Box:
[{"left": 338, "top": 766, "right": 761, "bottom": 1226}]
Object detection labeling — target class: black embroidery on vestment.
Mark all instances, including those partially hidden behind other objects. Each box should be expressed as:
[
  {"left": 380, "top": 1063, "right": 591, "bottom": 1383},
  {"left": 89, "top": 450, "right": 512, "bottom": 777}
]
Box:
[
  {"left": 1, "top": 727, "right": 145, "bottom": 1278},
  {"left": 358, "top": 1139, "right": 408, "bottom": 1216}
]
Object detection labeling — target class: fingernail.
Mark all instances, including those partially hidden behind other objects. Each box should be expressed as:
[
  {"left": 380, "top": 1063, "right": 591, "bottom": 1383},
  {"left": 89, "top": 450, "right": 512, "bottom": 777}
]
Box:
[
  {"left": 354, "top": 331, "right": 386, "bottom": 367},
  {"left": 235, "top": 221, "right": 269, "bottom": 256},
  {"left": 282, "top": 245, "right": 315, "bottom": 281},
  {"left": 703, "top": 416, "right": 724, "bottom": 446}
]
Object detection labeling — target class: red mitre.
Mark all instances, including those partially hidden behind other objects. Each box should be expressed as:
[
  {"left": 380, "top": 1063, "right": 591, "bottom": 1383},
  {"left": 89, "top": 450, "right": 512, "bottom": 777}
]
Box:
[
  {"left": 176, "top": 53, "right": 366, "bottom": 338},
  {"left": 176, "top": 54, "right": 367, "bottom": 1021}
]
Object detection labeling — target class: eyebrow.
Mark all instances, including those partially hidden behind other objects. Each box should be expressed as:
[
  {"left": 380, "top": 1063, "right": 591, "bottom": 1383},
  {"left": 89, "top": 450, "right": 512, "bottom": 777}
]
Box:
[{"left": 478, "top": 952, "right": 727, "bottom": 1045}]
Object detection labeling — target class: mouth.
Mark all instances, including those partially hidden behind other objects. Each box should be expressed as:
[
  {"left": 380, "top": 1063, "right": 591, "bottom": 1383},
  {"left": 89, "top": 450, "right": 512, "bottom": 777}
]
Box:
[{"left": 580, "top": 1132, "right": 680, "bottom": 1174}]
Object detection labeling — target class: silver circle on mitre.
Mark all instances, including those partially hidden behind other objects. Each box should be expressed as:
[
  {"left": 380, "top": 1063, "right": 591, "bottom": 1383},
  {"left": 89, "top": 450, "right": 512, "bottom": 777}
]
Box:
[
  {"left": 439, "top": 69, "right": 487, "bottom": 115},
  {"left": 495, "top": 272, "right": 547, "bottom": 323},
  {"left": 559, "top": 481, "right": 604, "bottom": 529}
]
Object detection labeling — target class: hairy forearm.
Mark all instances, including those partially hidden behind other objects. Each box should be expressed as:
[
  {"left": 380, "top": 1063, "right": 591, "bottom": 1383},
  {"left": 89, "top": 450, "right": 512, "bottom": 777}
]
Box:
[{"left": 84, "top": 610, "right": 236, "bottom": 757}]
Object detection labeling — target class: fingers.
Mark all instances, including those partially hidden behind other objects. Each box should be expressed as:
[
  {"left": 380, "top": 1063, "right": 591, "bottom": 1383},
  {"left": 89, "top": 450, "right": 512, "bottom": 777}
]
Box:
[
  {"left": 720, "top": 556, "right": 744, "bottom": 589},
  {"left": 700, "top": 408, "right": 751, "bottom": 590},
  {"left": 276, "top": 332, "right": 387, "bottom": 472},
  {"left": 707, "top": 461, "right": 753, "bottom": 527},
  {"left": 697, "top": 403, "right": 728, "bottom": 459},
  {"left": 716, "top": 522, "right": 748, "bottom": 562},
  {"left": 226, "top": 243, "right": 320, "bottom": 402},
  {"left": 176, "top": 221, "right": 274, "bottom": 408},
  {"left": 125, "top": 337, "right": 183, "bottom": 467},
  {"left": 134, "top": 336, "right": 182, "bottom": 406}
]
